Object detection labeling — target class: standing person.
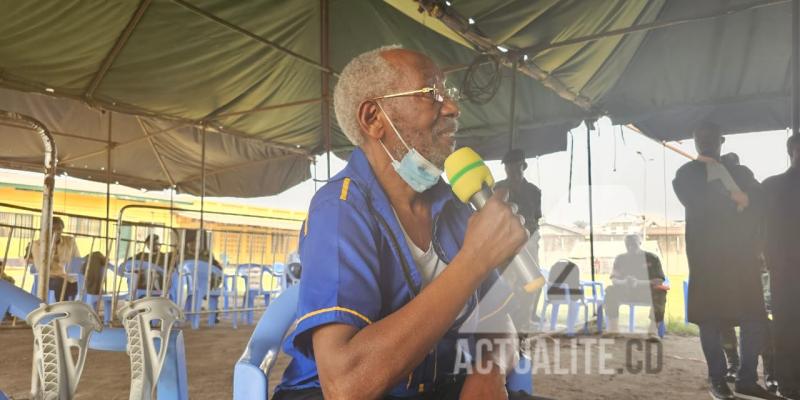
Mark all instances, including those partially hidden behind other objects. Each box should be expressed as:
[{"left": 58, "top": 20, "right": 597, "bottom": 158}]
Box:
[
  {"left": 763, "top": 134, "right": 800, "bottom": 399},
  {"left": 496, "top": 148, "right": 544, "bottom": 333},
  {"left": 603, "top": 234, "right": 667, "bottom": 341},
  {"left": 673, "top": 122, "right": 776, "bottom": 400},
  {"left": 31, "top": 217, "right": 81, "bottom": 301},
  {"left": 496, "top": 149, "right": 543, "bottom": 244}
]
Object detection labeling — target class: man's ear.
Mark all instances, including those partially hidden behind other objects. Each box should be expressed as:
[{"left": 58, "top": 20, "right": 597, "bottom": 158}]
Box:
[{"left": 357, "top": 100, "right": 384, "bottom": 141}]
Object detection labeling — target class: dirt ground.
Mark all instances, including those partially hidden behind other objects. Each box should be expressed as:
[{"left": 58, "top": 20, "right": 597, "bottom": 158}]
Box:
[{"left": 0, "top": 319, "right": 720, "bottom": 400}]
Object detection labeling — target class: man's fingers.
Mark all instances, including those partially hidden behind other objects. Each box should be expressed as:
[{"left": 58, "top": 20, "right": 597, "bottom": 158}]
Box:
[{"left": 493, "top": 187, "right": 510, "bottom": 203}]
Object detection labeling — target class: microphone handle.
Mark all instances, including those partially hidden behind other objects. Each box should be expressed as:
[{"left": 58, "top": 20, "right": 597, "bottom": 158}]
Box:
[{"left": 469, "top": 185, "right": 546, "bottom": 293}]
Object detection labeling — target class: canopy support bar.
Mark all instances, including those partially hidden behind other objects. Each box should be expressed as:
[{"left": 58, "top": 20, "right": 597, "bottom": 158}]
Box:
[
  {"left": 200, "top": 125, "right": 206, "bottom": 232},
  {"left": 212, "top": 97, "right": 323, "bottom": 119},
  {"left": 174, "top": 153, "right": 302, "bottom": 185},
  {"left": 793, "top": 0, "right": 799, "bottom": 135},
  {"left": 172, "top": 0, "right": 338, "bottom": 77},
  {"left": 520, "top": 0, "right": 788, "bottom": 54},
  {"left": 136, "top": 117, "right": 177, "bottom": 187},
  {"left": 585, "top": 121, "right": 596, "bottom": 283},
  {"left": 508, "top": 57, "right": 518, "bottom": 151},
  {"left": 321, "top": 0, "right": 332, "bottom": 179},
  {"left": 85, "top": 0, "right": 152, "bottom": 100}
]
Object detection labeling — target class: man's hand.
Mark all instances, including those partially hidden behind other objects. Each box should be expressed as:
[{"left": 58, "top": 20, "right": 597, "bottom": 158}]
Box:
[
  {"left": 461, "top": 188, "right": 529, "bottom": 274},
  {"left": 460, "top": 365, "right": 508, "bottom": 400},
  {"left": 649, "top": 278, "right": 664, "bottom": 288},
  {"left": 731, "top": 190, "right": 749, "bottom": 211}
]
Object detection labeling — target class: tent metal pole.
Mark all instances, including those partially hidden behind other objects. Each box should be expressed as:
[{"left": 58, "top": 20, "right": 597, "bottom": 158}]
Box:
[
  {"left": 200, "top": 125, "right": 206, "bottom": 233},
  {"left": 321, "top": 0, "right": 332, "bottom": 179},
  {"left": 104, "top": 113, "right": 112, "bottom": 315},
  {"left": 0, "top": 111, "right": 56, "bottom": 399},
  {"left": 793, "top": 0, "right": 799, "bottom": 136},
  {"left": 585, "top": 122, "right": 596, "bottom": 283},
  {"left": 508, "top": 57, "right": 518, "bottom": 151}
]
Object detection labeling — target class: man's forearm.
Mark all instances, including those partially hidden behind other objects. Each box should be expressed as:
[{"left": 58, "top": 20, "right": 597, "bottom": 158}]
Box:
[{"left": 315, "top": 251, "right": 492, "bottom": 398}]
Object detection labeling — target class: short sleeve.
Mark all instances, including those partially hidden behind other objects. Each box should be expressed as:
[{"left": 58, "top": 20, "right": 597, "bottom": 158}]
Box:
[{"left": 289, "top": 195, "right": 382, "bottom": 357}]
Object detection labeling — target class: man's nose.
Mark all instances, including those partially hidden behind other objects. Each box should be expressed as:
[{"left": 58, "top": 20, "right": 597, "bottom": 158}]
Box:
[{"left": 440, "top": 96, "right": 460, "bottom": 119}]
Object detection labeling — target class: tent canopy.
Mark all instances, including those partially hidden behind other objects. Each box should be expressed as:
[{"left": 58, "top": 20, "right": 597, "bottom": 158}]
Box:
[{"left": 0, "top": 0, "right": 793, "bottom": 196}]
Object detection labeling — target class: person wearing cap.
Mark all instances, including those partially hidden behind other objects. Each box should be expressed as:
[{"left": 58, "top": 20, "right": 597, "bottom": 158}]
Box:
[
  {"left": 496, "top": 148, "right": 543, "bottom": 334},
  {"left": 496, "top": 149, "right": 542, "bottom": 238}
]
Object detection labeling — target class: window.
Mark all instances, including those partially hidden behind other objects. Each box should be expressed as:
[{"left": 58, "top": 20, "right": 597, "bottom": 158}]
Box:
[
  {"left": 67, "top": 217, "right": 102, "bottom": 237},
  {"left": 0, "top": 212, "right": 35, "bottom": 238}
]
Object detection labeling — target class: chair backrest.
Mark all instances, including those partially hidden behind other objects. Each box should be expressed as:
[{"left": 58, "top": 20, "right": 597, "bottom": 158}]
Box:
[
  {"left": 181, "top": 260, "right": 221, "bottom": 290},
  {"left": 233, "top": 284, "right": 300, "bottom": 400},
  {"left": 546, "top": 260, "right": 582, "bottom": 299},
  {"left": 65, "top": 257, "right": 85, "bottom": 275}
]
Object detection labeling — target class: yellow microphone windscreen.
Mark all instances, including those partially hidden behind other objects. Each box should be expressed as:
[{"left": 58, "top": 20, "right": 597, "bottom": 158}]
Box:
[{"left": 444, "top": 147, "right": 494, "bottom": 203}]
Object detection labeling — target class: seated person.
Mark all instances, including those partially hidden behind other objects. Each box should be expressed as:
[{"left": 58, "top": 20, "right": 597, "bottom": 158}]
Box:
[
  {"left": 81, "top": 251, "right": 109, "bottom": 295},
  {"left": 604, "top": 234, "right": 667, "bottom": 340},
  {"left": 31, "top": 217, "right": 81, "bottom": 301},
  {"left": 274, "top": 46, "right": 534, "bottom": 400},
  {"left": 128, "top": 234, "right": 175, "bottom": 292},
  {"left": 182, "top": 230, "right": 222, "bottom": 289}
]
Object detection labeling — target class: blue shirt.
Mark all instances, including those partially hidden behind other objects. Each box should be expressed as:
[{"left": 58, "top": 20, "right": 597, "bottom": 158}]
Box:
[{"left": 276, "top": 148, "right": 514, "bottom": 397}]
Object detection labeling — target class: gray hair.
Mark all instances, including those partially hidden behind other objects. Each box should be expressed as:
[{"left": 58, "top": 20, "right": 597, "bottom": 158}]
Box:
[{"left": 334, "top": 45, "right": 403, "bottom": 146}]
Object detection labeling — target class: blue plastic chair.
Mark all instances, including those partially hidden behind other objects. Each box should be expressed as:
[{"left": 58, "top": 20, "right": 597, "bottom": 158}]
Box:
[
  {"left": 580, "top": 280, "right": 605, "bottom": 333},
  {"left": 233, "top": 284, "right": 533, "bottom": 399},
  {"left": 29, "top": 257, "right": 85, "bottom": 302},
  {"left": 223, "top": 264, "right": 263, "bottom": 326},
  {"left": 233, "top": 284, "right": 300, "bottom": 400},
  {"left": 261, "top": 264, "right": 284, "bottom": 304},
  {"left": 540, "top": 282, "right": 590, "bottom": 335},
  {"left": 620, "top": 278, "right": 670, "bottom": 338},
  {"left": 121, "top": 259, "right": 167, "bottom": 299},
  {"left": 181, "top": 260, "right": 223, "bottom": 329},
  {"left": 683, "top": 279, "right": 689, "bottom": 325}
]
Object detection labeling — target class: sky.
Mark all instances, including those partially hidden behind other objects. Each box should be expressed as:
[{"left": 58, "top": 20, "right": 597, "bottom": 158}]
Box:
[
  {"left": 3, "top": 117, "right": 792, "bottom": 229},
  {"left": 225, "top": 117, "right": 794, "bottom": 227}
]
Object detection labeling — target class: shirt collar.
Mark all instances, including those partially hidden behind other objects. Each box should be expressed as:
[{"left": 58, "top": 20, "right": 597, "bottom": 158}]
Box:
[{"left": 340, "top": 148, "right": 458, "bottom": 219}]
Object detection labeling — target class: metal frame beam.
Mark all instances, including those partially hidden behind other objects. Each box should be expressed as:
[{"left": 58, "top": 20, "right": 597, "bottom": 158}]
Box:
[
  {"left": 84, "top": 0, "right": 152, "bottom": 100},
  {"left": 519, "top": 0, "right": 788, "bottom": 55},
  {"left": 174, "top": 153, "right": 303, "bottom": 185},
  {"left": 135, "top": 117, "right": 177, "bottom": 187},
  {"left": 172, "top": 0, "right": 338, "bottom": 77}
]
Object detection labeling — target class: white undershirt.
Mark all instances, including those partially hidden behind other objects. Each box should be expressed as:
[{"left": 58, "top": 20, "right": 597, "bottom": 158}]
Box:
[{"left": 392, "top": 209, "right": 447, "bottom": 287}]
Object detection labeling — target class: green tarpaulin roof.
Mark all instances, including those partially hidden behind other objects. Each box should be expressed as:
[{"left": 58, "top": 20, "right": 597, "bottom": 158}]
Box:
[{"left": 0, "top": 0, "right": 793, "bottom": 196}]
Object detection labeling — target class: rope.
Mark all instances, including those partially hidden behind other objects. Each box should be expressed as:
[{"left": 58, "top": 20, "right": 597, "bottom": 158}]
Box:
[{"left": 567, "top": 131, "right": 575, "bottom": 203}]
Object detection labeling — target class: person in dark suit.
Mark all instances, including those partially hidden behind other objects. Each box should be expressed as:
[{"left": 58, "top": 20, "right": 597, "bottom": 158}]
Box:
[
  {"left": 673, "top": 122, "right": 775, "bottom": 400},
  {"left": 762, "top": 134, "right": 800, "bottom": 399}
]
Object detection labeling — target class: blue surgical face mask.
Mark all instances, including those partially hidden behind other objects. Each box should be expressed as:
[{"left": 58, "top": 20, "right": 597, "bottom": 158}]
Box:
[{"left": 376, "top": 102, "right": 443, "bottom": 192}]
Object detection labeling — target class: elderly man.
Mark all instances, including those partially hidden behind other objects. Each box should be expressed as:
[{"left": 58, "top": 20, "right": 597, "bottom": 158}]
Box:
[
  {"left": 275, "top": 46, "right": 533, "bottom": 400},
  {"left": 31, "top": 217, "right": 81, "bottom": 301},
  {"left": 763, "top": 134, "right": 800, "bottom": 399},
  {"left": 673, "top": 122, "right": 776, "bottom": 400}
]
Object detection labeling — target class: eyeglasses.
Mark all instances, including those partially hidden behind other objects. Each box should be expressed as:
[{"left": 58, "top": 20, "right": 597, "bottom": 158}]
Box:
[{"left": 371, "top": 84, "right": 461, "bottom": 104}]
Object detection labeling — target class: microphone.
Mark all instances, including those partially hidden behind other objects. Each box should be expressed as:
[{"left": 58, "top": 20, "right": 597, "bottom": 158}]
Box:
[{"left": 444, "top": 147, "right": 546, "bottom": 293}]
